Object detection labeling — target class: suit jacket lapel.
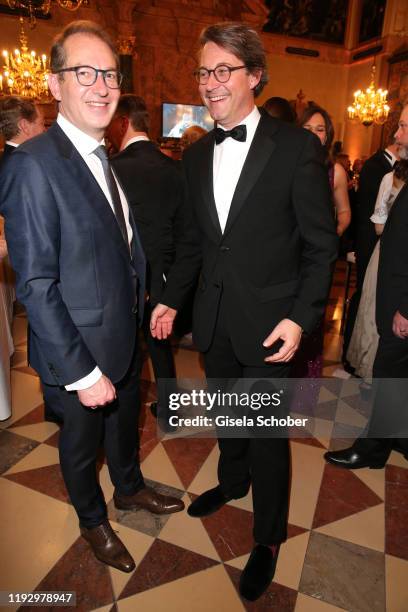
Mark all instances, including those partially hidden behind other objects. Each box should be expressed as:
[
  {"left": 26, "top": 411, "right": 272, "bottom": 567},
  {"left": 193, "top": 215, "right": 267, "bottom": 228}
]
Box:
[
  {"left": 49, "top": 123, "right": 131, "bottom": 263},
  {"left": 223, "top": 112, "right": 278, "bottom": 237},
  {"left": 199, "top": 133, "right": 223, "bottom": 239}
]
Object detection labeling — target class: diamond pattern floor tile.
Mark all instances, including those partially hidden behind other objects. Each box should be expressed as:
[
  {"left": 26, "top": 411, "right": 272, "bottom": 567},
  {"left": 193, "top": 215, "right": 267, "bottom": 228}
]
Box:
[
  {"left": 385, "top": 464, "right": 408, "bottom": 560},
  {"left": 118, "top": 538, "right": 219, "bottom": 599},
  {"left": 4, "top": 463, "right": 70, "bottom": 504},
  {"left": 0, "top": 429, "right": 39, "bottom": 475},
  {"left": 299, "top": 532, "right": 385, "bottom": 612},
  {"left": 312, "top": 464, "right": 383, "bottom": 529}
]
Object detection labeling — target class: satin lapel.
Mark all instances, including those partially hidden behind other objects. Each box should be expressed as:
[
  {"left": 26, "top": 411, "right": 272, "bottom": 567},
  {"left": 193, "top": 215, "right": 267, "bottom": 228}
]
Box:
[
  {"left": 199, "top": 134, "right": 223, "bottom": 239},
  {"left": 223, "top": 114, "right": 278, "bottom": 237},
  {"left": 49, "top": 124, "right": 131, "bottom": 262}
]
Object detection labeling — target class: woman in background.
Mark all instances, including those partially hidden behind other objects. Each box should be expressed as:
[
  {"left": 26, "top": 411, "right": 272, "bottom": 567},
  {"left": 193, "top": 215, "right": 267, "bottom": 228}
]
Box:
[
  {"left": 300, "top": 104, "right": 351, "bottom": 237},
  {"left": 291, "top": 104, "right": 350, "bottom": 380}
]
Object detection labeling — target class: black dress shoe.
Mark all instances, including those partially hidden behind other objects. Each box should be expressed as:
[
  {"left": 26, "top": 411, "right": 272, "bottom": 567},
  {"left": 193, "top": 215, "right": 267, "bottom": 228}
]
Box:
[
  {"left": 324, "top": 446, "right": 388, "bottom": 469},
  {"left": 187, "top": 486, "right": 231, "bottom": 517},
  {"left": 239, "top": 544, "right": 280, "bottom": 601}
]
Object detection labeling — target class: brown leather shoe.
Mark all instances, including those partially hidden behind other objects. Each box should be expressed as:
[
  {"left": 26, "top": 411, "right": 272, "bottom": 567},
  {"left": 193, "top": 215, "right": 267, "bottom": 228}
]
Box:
[
  {"left": 114, "top": 486, "right": 184, "bottom": 515},
  {"left": 80, "top": 521, "right": 135, "bottom": 573}
]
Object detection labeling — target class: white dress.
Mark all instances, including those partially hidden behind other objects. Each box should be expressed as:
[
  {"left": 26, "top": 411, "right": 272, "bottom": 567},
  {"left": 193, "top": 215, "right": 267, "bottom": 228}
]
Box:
[{"left": 347, "top": 172, "right": 400, "bottom": 382}]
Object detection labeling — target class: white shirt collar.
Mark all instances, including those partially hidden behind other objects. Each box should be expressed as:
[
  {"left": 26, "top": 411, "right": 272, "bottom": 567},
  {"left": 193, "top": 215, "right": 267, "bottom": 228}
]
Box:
[
  {"left": 218, "top": 105, "right": 260, "bottom": 133},
  {"left": 57, "top": 113, "right": 104, "bottom": 156},
  {"left": 384, "top": 148, "right": 398, "bottom": 166},
  {"left": 123, "top": 135, "right": 150, "bottom": 149},
  {"left": 5, "top": 141, "right": 18, "bottom": 148}
]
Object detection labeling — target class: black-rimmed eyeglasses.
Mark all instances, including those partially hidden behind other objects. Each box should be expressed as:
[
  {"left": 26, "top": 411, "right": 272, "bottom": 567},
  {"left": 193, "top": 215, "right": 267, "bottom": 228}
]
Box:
[
  {"left": 193, "top": 64, "right": 247, "bottom": 85},
  {"left": 53, "top": 65, "right": 123, "bottom": 89}
]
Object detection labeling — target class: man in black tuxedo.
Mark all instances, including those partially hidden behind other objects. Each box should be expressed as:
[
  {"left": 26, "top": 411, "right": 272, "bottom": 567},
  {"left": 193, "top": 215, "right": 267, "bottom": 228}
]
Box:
[
  {"left": 107, "top": 95, "right": 200, "bottom": 423},
  {"left": 151, "top": 22, "right": 338, "bottom": 600},
  {"left": 0, "top": 21, "right": 183, "bottom": 573},
  {"left": 0, "top": 96, "right": 44, "bottom": 166},
  {"left": 326, "top": 104, "right": 408, "bottom": 469},
  {"left": 342, "top": 138, "right": 399, "bottom": 363}
]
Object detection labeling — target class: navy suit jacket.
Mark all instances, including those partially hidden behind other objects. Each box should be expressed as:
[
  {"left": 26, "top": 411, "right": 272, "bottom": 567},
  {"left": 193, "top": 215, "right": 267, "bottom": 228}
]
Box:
[{"left": 0, "top": 122, "right": 146, "bottom": 386}]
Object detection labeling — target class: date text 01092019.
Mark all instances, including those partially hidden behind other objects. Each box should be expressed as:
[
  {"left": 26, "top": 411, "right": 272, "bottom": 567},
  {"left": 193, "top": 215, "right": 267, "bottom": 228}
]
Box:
[{"left": 1, "top": 592, "right": 76, "bottom": 607}]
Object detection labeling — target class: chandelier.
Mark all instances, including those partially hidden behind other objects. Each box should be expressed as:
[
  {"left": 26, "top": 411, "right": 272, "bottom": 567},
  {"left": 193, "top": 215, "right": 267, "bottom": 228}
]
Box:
[
  {"left": 347, "top": 64, "right": 390, "bottom": 127},
  {"left": 7, "top": 1, "right": 89, "bottom": 27},
  {"left": 0, "top": 19, "right": 50, "bottom": 101}
]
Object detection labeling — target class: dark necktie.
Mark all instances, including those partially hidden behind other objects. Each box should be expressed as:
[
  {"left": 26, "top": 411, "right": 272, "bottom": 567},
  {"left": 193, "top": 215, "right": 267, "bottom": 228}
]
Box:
[
  {"left": 93, "top": 145, "right": 129, "bottom": 248},
  {"left": 214, "top": 124, "right": 247, "bottom": 145}
]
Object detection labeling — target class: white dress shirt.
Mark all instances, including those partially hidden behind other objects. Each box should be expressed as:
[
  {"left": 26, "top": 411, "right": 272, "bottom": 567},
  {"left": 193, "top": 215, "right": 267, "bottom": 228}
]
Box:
[
  {"left": 56, "top": 113, "right": 133, "bottom": 391},
  {"left": 5, "top": 141, "right": 18, "bottom": 148},
  {"left": 213, "top": 106, "right": 261, "bottom": 232},
  {"left": 123, "top": 135, "right": 149, "bottom": 148}
]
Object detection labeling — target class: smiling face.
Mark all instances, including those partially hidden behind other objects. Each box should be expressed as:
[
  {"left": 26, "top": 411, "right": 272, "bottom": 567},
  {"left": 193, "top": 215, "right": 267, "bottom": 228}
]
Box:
[
  {"left": 48, "top": 33, "right": 120, "bottom": 140},
  {"left": 198, "top": 42, "right": 260, "bottom": 130}
]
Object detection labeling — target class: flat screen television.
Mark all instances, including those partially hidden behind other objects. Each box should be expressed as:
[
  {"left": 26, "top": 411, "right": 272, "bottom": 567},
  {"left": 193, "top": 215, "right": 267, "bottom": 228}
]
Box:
[{"left": 162, "top": 102, "right": 214, "bottom": 137}]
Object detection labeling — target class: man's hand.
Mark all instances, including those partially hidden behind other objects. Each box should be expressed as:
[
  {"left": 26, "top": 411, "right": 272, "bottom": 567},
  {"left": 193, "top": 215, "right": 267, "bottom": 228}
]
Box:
[
  {"left": 263, "top": 318, "right": 302, "bottom": 363},
  {"left": 392, "top": 310, "right": 408, "bottom": 339},
  {"left": 150, "top": 303, "right": 177, "bottom": 340},
  {"left": 77, "top": 375, "right": 116, "bottom": 409}
]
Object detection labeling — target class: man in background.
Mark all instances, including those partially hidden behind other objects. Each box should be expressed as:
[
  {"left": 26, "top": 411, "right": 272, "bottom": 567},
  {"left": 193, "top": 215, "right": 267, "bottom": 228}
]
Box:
[
  {"left": 342, "top": 136, "right": 399, "bottom": 366},
  {"left": 0, "top": 95, "right": 44, "bottom": 166},
  {"left": 326, "top": 105, "right": 408, "bottom": 469},
  {"left": 107, "top": 94, "right": 200, "bottom": 425}
]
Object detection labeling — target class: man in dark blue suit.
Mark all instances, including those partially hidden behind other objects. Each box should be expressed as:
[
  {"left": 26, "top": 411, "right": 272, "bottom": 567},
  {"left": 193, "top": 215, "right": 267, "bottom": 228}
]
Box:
[
  {"left": 0, "top": 20, "right": 183, "bottom": 573},
  {"left": 0, "top": 96, "right": 44, "bottom": 166}
]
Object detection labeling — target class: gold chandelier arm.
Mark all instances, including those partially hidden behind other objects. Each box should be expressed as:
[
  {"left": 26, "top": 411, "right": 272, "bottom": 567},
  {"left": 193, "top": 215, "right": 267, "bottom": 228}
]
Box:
[
  {"left": 56, "top": 0, "right": 88, "bottom": 10},
  {"left": 40, "top": 1, "right": 52, "bottom": 15}
]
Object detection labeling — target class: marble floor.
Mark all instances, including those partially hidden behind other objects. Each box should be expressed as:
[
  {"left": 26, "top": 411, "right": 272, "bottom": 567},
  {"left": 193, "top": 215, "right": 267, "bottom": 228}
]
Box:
[{"left": 1, "top": 261, "right": 407, "bottom": 612}]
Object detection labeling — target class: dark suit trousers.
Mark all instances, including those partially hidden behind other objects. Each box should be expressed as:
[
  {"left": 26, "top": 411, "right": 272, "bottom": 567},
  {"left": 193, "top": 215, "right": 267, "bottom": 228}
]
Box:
[
  {"left": 355, "top": 334, "right": 408, "bottom": 456},
  {"left": 42, "top": 347, "right": 144, "bottom": 528},
  {"left": 203, "top": 294, "right": 290, "bottom": 545}
]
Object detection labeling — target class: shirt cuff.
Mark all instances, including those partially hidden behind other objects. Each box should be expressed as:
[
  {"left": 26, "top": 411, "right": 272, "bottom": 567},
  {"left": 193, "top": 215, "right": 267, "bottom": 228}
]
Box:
[{"left": 65, "top": 366, "right": 102, "bottom": 391}]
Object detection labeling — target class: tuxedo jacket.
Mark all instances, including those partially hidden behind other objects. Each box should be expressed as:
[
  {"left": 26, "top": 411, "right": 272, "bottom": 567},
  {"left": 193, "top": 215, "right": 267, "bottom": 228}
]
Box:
[
  {"left": 183, "top": 110, "right": 338, "bottom": 365},
  {"left": 355, "top": 149, "right": 393, "bottom": 288},
  {"left": 376, "top": 183, "right": 408, "bottom": 336},
  {"left": 0, "top": 123, "right": 146, "bottom": 386},
  {"left": 111, "top": 140, "right": 201, "bottom": 308}
]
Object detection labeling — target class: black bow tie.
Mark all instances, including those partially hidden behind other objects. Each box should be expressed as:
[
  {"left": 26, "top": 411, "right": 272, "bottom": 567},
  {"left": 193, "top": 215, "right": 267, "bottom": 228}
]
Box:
[{"left": 215, "top": 124, "right": 247, "bottom": 145}]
